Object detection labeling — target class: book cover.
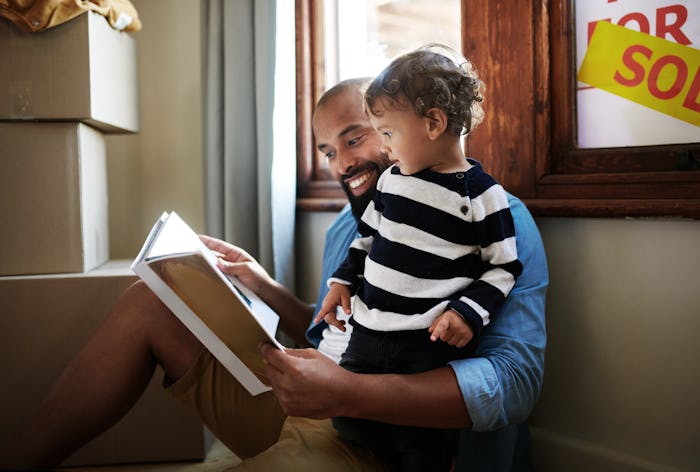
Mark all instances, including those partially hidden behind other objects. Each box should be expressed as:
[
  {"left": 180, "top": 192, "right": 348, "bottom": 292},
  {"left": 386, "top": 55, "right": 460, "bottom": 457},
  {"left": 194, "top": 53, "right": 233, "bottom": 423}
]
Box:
[{"left": 131, "top": 211, "right": 284, "bottom": 396}]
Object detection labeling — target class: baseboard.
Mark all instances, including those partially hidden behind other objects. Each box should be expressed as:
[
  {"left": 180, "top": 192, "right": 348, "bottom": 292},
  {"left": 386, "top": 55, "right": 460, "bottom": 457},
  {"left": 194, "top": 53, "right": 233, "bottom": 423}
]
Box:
[{"left": 530, "top": 427, "right": 689, "bottom": 472}]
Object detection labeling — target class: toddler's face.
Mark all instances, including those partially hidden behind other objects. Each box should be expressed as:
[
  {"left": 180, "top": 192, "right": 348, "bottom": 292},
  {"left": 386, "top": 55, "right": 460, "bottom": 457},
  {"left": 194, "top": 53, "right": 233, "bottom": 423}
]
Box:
[{"left": 367, "top": 97, "right": 435, "bottom": 176}]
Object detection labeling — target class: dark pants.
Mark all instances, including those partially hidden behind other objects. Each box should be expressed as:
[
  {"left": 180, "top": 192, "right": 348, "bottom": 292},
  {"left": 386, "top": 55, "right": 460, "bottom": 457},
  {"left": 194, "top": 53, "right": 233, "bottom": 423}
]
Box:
[
  {"left": 333, "top": 319, "right": 473, "bottom": 471},
  {"left": 454, "top": 422, "right": 534, "bottom": 472}
]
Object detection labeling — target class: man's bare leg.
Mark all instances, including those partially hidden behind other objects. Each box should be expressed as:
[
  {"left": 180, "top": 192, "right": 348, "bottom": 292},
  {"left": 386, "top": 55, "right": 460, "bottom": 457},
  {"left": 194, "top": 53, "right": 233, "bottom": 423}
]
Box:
[{"left": 0, "top": 281, "right": 203, "bottom": 469}]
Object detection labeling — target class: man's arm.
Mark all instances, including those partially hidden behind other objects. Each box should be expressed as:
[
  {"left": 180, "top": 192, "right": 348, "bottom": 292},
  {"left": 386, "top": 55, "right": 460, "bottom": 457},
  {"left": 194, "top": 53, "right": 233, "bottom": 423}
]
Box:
[
  {"left": 257, "top": 278, "right": 315, "bottom": 346},
  {"left": 260, "top": 344, "right": 472, "bottom": 429}
]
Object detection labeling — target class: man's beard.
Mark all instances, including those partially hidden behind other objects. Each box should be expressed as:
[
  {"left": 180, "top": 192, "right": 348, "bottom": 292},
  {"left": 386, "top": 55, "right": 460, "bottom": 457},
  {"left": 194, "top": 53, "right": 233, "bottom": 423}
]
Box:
[
  {"left": 340, "top": 158, "right": 390, "bottom": 220},
  {"left": 342, "top": 181, "right": 375, "bottom": 220}
]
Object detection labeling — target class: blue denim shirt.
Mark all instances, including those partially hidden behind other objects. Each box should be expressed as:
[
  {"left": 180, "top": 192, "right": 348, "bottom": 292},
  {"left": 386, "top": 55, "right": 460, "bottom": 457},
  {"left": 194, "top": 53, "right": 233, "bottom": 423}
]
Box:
[{"left": 306, "top": 194, "right": 548, "bottom": 432}]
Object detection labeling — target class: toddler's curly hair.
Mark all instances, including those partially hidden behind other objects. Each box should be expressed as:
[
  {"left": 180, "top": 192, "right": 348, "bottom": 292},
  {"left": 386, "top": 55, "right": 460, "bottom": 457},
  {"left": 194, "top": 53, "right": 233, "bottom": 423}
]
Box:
[{"left": 364, "top": 44, "right": 485, "bottom": 136}]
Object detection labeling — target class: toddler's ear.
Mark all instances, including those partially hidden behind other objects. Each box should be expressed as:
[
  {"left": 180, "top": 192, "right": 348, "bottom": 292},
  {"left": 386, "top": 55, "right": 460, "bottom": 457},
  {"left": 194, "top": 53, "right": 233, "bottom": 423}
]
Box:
[{"left": 425, "top": 108, "right": 448, "bottom": 139}]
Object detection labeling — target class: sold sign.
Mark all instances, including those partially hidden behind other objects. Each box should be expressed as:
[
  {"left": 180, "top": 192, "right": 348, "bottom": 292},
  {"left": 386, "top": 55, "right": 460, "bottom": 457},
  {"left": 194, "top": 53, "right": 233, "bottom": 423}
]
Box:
[{"left": 579, "top": 20, "right": 700, "bottom": 127}]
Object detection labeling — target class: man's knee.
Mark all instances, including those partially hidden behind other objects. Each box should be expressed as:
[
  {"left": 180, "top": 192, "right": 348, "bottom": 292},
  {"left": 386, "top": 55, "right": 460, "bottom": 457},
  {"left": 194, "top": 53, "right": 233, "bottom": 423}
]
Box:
[
  {"left": 115, "top": 280, "right": 203, "bottom": 373},
  {"left": 124, "top": 279, "right": 159, "bottom": 303},
  {"left": 108, "top": 280, "right": 180, "bottom": 336},
  {"left": 119, "top": 281, "right": 169, "bottom": 318}
]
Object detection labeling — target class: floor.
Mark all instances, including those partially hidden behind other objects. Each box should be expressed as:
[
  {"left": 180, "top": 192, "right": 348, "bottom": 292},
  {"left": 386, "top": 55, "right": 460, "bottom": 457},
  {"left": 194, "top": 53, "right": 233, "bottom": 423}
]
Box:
[{"left": 59, "top": 441, "right": 241, "bottom": 472}]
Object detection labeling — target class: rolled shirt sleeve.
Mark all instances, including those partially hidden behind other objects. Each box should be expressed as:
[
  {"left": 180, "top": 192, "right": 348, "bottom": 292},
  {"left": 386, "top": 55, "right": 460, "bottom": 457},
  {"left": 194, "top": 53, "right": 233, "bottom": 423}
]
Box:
[{"left": 448, "top": 195, "right": 548, "bottom": 431}]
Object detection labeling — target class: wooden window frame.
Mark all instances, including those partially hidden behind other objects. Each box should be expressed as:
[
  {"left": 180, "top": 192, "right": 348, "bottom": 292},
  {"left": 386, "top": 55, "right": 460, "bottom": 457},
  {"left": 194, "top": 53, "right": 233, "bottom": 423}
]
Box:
[
  {"left": 296, "top": 0, "right": 700, "bottom": 217},
  {"left": 296, "top": 0, "right": 347, "bottom": 212}
]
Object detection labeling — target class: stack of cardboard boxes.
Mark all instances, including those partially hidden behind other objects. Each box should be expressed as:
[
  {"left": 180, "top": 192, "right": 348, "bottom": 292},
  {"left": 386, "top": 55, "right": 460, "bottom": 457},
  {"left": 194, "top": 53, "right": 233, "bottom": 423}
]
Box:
[{"left": 0, "top": 12, "right": 204, "bottom": 466}]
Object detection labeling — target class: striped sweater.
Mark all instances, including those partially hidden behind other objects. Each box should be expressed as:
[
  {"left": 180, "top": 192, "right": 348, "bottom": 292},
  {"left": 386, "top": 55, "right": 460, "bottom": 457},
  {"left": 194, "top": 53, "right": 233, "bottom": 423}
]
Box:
[{"left": 329, "top": 159, "right": 522, "bottom": 336}]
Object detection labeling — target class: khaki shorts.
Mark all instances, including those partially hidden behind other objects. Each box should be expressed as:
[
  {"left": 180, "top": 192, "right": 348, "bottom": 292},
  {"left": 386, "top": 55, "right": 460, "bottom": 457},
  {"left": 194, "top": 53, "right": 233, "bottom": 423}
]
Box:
[{"left": 167, "top": 349, "right": 389, "bottom": 471}]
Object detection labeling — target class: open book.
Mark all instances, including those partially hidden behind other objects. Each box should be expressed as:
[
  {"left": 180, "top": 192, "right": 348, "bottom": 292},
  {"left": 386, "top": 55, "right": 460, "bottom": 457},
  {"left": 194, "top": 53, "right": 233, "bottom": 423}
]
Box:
[{"left": 131, "top": 211, "right": 285, "bottom": 396}]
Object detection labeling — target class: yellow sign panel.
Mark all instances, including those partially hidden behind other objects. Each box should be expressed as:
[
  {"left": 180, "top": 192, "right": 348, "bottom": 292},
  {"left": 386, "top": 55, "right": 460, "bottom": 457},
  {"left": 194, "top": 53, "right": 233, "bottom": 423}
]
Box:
[{"left": 578, "top": 20, "right": 700, "bottom": 127}]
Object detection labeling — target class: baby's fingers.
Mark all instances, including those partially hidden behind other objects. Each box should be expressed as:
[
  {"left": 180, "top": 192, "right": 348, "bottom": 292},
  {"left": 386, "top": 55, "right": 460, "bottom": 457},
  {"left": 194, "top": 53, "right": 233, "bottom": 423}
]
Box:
[
  {"left": 340, "top": 291, "right": 352, "bottom": 315},
  {"left": 429, "top": 316, "right": 450, "bottom": 342},
  {"left": 448, "top": 331, "right": 470, "bottom": 348},
  {"left": 324, "top": 314, "right": 347, "bottom": 332},
  {"left": 313, "top": 310, "right": 326, "bottom": 324},
  {"left": 314, "top": 303, "right": 332, "bottom": 324}
]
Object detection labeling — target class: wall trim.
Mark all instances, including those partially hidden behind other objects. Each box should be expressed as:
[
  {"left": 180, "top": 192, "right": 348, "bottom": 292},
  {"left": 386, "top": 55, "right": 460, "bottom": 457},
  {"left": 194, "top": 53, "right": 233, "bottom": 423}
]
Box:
[{"left": 530, "top": 427, "right": 689, "bottom": 472}]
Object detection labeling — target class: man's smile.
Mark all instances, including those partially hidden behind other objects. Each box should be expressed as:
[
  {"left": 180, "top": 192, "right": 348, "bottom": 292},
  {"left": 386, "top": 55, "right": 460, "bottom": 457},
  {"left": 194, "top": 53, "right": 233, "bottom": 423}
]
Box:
[
  {"left": 347, "top": 172, "right": 370, "bottom": 189},
  {"left": 343, "top": 168, "right": 377, "bottom": 196}
]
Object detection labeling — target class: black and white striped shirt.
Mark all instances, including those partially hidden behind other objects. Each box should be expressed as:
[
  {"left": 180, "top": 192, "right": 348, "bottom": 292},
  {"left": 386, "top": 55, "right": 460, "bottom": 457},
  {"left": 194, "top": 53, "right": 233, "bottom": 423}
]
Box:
[{"left": 329, "top": 159, "right": 522, "bottom": 336}]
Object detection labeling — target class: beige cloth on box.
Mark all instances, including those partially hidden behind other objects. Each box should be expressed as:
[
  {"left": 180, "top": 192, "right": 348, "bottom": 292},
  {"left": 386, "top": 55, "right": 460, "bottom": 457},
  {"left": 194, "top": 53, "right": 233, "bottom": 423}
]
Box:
[{"left": 0, "top": 0, "right": 141, "bottom": 32}]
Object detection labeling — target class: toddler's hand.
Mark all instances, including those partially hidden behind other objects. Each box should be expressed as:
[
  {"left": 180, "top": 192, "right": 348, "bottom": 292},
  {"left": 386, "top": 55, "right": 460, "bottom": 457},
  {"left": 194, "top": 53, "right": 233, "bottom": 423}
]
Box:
[
  {"left": 314, "top": 283, "right": 352, "bottom": 332},
  {"left": 428, "top": 310, "right": 474, "bottom": 348}
]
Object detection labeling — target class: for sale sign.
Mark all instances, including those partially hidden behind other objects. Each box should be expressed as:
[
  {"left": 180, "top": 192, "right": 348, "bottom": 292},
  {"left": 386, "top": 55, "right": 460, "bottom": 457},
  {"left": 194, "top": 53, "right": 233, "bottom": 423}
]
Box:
[{"left": 576, "top": 1, "right": 700, "bottom": 148}]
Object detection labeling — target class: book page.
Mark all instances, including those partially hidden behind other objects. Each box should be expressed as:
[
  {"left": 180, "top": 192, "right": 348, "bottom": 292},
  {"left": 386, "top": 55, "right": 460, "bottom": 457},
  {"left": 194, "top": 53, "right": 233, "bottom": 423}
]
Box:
[
  {"left": 131, "top": 211, "right": 284, "bottom": 395},
  {"left": 146, "top": 212, "right": 202, "bottom": 259},
  {"left": 149, "top": 253, "right": 277, "bottom": 383},
  {"left": 143, "top": 213, "right": 279, "bottom": 338}
]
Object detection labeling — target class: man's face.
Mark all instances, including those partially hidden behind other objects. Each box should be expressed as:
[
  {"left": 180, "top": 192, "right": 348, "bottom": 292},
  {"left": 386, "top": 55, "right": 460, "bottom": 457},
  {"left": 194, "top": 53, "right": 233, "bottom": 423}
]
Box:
[{"left": 312, "top": 88, "right": 392, "bottom": 216}]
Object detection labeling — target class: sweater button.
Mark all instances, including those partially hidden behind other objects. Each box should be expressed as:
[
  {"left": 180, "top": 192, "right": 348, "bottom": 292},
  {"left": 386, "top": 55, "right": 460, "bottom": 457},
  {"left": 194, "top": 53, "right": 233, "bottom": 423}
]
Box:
[{"left": 456, "top": 172, "right": 465, "bottom": 179}]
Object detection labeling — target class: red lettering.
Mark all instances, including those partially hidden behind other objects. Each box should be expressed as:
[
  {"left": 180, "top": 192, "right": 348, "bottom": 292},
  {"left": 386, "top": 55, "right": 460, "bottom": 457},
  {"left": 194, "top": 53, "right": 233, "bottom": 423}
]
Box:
[
  {"left": 618, "top": 12, "right": 650, "bottom": 34},
  {"left": 656, "top": 5, "right": 691, "bottom": 45},
  {"left": 588, "top": 7, "right": 693, "bottom": 52},
  {"left": 614, "top": 45, "right": 652, "bottom": 87},
  {"left": 648, "top": 55, "right": 687, "bottom": 100},
  {"left": 682, "top": 65, "right": 700, "bottom": 112}
]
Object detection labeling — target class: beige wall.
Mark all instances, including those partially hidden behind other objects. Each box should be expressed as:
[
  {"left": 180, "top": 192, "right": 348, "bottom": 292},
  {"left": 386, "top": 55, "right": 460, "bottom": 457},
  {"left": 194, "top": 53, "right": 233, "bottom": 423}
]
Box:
[
  {"left": 106, "top": 0, "right": 204, "bottom": 259},
  {"left": 295, "top": 211, "right": 340, "bottom": 304},
  {"left": 531, "top": 217, "right": 699, "bottom": 472}
]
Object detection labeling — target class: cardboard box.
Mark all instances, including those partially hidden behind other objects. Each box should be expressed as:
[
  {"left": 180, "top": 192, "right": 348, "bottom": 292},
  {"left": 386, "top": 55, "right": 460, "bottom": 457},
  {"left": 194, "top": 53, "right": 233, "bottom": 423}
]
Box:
[
  {"left": 0, "top": 12, "right": 138, "bottom": 133},
  {"left": 0, "top": 122, "right": 109, "bottom": 276},
  {"left": 0, "top": 261, "right": 205, "bottom": 466}
]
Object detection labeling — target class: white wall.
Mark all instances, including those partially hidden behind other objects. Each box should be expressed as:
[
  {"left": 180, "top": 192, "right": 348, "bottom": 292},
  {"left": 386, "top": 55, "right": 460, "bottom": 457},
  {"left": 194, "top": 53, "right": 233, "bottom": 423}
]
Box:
[{"left": 106, "top": 0, "right": 204, "bottom": 259}]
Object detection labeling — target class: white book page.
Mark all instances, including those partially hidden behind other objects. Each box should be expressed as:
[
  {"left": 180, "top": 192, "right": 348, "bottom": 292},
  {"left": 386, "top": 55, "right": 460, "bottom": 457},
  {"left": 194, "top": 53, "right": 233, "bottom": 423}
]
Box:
[
  {"left": 140, "top": 212, "right": 282, "bottom": 348},
  {"left": 146, "top": 212, "right": 203, "bottom": 259}
]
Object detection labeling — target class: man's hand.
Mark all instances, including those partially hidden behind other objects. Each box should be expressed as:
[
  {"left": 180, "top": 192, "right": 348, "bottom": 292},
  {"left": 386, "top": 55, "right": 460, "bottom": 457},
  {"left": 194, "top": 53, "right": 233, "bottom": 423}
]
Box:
[
  {"left": 428, "top": 310, "right": 474, "bottom": 348},
  {"left": 260, "top": 342, "right": 471, "bottom": 428},
  {"left": 259, "top": 343, "right": 352, "bottom": 418},
  {"left": 199, "top": 234, "right": 273, "bottom": 294}
]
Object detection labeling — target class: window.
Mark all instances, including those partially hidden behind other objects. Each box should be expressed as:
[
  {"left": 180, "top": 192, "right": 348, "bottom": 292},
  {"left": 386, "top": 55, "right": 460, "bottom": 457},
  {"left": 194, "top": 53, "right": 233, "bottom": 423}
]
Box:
[
  {"left": 574, "top": 2, "right": 699, "bottom": 149},
  {"left": 297, "top": 0, "right": 700, "bottom": 217},
  {"left": 296, "top": 0, "right": 460, "bottom": 210}
]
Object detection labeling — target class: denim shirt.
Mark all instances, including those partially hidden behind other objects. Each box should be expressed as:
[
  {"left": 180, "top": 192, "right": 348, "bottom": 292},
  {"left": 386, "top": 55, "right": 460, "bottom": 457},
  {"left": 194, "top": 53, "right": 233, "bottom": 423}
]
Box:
[{"left": 306, "top": 194, "right": 548, "bottom": 432}]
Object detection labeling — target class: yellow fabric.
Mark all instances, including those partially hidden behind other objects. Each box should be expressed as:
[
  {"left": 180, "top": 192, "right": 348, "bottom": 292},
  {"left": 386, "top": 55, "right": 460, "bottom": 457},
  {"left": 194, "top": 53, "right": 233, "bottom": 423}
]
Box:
[
  {"left": 236, "top": 417, "right": 390, "bottom": 471},
  {"left": 166, "top": 349, "right": 285, "bottom": 459},
  {"left": 168, "top": 350, "right": 390, "bottom": 471},
  {"left": 0, "top": 0, "right": 141, "bottom": 33}
]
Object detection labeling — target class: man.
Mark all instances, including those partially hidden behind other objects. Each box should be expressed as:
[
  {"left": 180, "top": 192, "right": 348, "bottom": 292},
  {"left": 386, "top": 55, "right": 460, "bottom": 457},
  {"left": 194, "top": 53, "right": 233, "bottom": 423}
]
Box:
[{"left": 0, "top": 78, "right": 547, "bottom": 470}]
